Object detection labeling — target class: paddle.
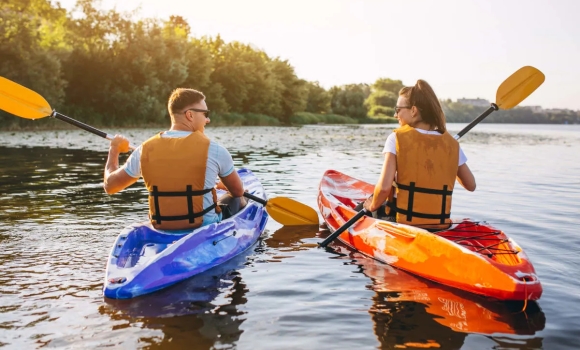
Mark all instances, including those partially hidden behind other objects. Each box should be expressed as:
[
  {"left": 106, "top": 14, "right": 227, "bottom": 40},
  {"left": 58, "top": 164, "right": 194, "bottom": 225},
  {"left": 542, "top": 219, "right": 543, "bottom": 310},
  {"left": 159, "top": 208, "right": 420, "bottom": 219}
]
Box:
[
  {"left": 244, "top": 193, "right": 319, "bottom": 226},
  {"left": 318, "top": 66, "right": 545, "bottom": 248},
  {"left": 0, "top": 76, "right": 319, "bottom": 226}
]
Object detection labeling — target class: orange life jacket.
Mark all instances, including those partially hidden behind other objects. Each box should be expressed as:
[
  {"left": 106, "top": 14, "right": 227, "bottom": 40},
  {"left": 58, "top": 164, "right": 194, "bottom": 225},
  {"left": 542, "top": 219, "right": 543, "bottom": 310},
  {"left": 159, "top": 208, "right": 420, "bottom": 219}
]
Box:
[
  {"left": 141, "top": 131, "right": 220, "bottom": 230},
  {"left": 389, "top": 125, "right": 459, "bottom": 228}
]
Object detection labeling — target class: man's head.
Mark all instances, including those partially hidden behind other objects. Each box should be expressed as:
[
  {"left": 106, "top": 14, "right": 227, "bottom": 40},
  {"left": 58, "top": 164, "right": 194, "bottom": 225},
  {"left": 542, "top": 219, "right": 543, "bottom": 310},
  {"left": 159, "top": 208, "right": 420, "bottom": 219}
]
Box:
[{"left": 167, "top": 88, "right": 210, "bottom": 132}]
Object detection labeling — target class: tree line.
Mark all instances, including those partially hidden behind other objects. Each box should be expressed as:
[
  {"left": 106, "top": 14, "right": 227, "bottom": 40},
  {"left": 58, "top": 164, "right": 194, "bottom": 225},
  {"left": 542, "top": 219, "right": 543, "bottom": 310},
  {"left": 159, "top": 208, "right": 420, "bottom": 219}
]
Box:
[{"left": 1, "top": 0, "right": 577, "bottom": 130}]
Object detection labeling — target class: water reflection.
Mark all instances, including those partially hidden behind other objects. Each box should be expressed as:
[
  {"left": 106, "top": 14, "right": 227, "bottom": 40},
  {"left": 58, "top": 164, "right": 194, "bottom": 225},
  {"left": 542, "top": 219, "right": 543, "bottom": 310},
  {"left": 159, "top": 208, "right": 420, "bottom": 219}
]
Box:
[
  {"left": 1, "top": 125, "right": 577, "bottom": 349},
  {"left": 98, "top": 225, "right": 321, "bottom": 349},
  {"left": 0, "top": 146, "right": 144, "bottom": 224},
  {"left": 326, "top": 239, "right": 545, "bottom": 349},
  {"left": 264, "top": 224, "right": 320, "bottom": 253},
  {"left": 100, "top": 245, "right": 254, "bottom": 349}
]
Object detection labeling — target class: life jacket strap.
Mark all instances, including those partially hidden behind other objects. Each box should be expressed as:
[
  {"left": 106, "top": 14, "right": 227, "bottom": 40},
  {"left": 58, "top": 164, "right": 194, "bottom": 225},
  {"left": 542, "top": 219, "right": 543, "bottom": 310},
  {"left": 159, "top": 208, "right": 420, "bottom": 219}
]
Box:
[
  {"left": 150, "top": 185, "right": 215, "bottom": 224},
  {"left": 396, "top": 182, "right": 453, "bottom": 196},
  {"left": 394, "top": 182, "right": 453, "bottom": 224}
]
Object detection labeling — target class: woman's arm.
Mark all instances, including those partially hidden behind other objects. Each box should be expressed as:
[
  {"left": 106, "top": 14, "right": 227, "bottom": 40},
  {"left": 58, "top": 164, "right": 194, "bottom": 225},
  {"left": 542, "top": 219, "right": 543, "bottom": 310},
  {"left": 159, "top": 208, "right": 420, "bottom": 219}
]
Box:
[
  {"left": 456, "top": 163, "right": 476, "bottom": 191},
  {"left": 364, "top": 152, "right": 397, "bottom": 212}
]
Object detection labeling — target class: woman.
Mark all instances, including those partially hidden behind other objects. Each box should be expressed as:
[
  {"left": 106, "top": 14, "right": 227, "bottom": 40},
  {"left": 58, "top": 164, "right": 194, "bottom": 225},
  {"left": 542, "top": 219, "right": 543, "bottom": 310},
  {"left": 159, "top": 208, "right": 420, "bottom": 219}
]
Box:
[{"left": 363, "top": 80, "right": 476, "bottom": 229}]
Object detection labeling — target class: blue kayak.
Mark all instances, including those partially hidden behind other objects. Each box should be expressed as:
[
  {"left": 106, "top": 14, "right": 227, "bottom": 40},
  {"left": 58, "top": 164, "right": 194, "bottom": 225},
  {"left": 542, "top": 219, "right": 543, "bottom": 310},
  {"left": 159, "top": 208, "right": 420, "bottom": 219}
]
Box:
[{"left": 103, "top": 168, "right": 269, "bottom": 299}]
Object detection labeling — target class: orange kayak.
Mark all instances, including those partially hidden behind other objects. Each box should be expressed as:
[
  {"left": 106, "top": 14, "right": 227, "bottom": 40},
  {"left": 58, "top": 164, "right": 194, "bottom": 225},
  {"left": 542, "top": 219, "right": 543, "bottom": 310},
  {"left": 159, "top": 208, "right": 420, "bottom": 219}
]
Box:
[{"left": 318, "top": 170, "right": 542, "bottom": 301}]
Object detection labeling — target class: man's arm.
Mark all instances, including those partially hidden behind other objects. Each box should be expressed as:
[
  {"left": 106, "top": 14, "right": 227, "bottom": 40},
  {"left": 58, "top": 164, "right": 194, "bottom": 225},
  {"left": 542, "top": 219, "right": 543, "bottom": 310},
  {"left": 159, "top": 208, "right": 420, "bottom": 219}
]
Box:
[
  {"left": 103, "top": 135, "right": 138, "bottom": 194},
  {"left": 219, "top": 171, "right": 245, "bottom": 197}
]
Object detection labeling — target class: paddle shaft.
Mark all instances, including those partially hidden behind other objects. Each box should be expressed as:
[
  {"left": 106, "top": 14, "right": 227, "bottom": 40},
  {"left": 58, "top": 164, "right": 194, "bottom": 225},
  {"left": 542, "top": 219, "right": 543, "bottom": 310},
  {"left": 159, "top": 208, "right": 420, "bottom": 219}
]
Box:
[
  {"left": 454, "top": 103, "right": 498, "bottom": 140},
  {"left": 52, "top": 111, "right": 109, "bottom": 139},
  {"left": 51, "top": 111, "right": 136, "bottom": 150},
  {"left": 243, "top": 192, "right": 267, "bottom": 206},
  {"left": 318, "top": 102, "right": 502, "bottom": 248},
  {"left": 319, "top": 209, "right": 368, "bottom": 247}
]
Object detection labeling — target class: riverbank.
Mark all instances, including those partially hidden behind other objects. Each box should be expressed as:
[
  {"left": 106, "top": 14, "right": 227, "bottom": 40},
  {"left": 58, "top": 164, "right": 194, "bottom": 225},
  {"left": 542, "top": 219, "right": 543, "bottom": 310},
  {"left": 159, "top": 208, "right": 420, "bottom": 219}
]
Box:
[{"left": 0, "top": 111, "right": 398, "bottom": 131}]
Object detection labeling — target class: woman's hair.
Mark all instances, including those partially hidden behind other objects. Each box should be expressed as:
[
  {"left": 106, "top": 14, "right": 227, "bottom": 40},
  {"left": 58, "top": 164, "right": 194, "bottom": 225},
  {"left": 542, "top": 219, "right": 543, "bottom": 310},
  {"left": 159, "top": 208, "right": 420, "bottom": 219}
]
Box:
[
  {"left": 167, "top": 88, "right": 205, "bottom": 116},
  {"left": 399, "top": 80, "right": 446, "bottom": 133}
]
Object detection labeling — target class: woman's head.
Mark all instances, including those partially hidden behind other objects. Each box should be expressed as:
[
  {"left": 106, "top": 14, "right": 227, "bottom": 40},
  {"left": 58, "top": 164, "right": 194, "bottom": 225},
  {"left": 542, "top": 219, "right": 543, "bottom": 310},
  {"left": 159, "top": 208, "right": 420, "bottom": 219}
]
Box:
[{"left": 397, "top": 80, "right": 446, "bottom": 133}]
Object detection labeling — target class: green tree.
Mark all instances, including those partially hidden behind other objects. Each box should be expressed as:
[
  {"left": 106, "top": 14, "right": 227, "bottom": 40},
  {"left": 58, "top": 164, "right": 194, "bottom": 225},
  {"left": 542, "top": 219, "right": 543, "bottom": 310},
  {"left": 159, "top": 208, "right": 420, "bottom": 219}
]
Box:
[
  {"left": 268, "top": 58, "right": 308, "bottom": 123},
  {"left": 365, "top": 90, "right": 398, "bottom": 117},
  {"left": 0, "top": 0, "right": 68, "bottom": 127},
  {"left": 363, "top": 78, "right": 403, "bottom": 118},
  {"left": 329, "top": 84, "right": 370, "bottom": 119},
  {"left": 304, "top": 81, "right": 331, "bottom": 114},
  {"left": 372, "top": 78, "right": 404, "bottom": 95},
  {"left": 62, "top": 1, "right": 191, "bottom": 126},
  {"left": 186, "top": 37, "right": 227, "bottom": 113}
]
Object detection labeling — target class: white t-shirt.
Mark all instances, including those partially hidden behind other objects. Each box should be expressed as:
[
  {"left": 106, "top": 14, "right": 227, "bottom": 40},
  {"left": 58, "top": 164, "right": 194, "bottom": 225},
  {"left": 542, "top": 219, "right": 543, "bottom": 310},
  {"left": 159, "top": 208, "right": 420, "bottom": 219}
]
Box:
[
  {"left": 382, "top": 129, "right": 467, "bottom": 166},
  {"left": 122, "top": 130, "right": 235, "bottom": 225}
]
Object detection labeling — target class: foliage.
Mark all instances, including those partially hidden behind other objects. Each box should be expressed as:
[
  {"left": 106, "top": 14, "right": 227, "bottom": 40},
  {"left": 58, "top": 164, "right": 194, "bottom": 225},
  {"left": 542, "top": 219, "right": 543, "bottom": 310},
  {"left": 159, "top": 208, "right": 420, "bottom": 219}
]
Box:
[
  {"left": 0, "top": 0, "right": 576, "bottom": 129},
  {"left": 210, "top": 112, "right": 280, "bottom": 126},
  {"left": 304, "top": 81, "right": 331, "bottom": 114},
  {"left": 290, "top": 112, "right": 357, "bottom": 124},
  {"left": 0, "top": 0, "right": 68, "bottom": 127},
  {"left": 364, "top": 78, "right": 403, "bottom": 118},
  {"left": 372, "top": 78, "right": 404, "bottom": 94},
  {"left": 367, "top": 105, "right": 396, "bottom": 119},
  {"left": 441, "top": 100, "right": 580, "bottom": 124},
  {"left": 329, "top": 84, "right": 370, "bottom": 119},
  {"left": 361, "top": 115, "right": 399, "bottom": 124}
]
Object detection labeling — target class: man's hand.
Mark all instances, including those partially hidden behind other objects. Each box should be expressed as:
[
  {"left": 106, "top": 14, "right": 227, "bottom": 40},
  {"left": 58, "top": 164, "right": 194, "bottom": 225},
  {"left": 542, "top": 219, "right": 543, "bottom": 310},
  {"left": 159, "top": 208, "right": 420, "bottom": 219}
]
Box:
[
  {"left": 104, "top": 134, "right": 137, "bottom": 194},
  {"left": 111, "top": 134, "right": 130, "bottom": 154}
]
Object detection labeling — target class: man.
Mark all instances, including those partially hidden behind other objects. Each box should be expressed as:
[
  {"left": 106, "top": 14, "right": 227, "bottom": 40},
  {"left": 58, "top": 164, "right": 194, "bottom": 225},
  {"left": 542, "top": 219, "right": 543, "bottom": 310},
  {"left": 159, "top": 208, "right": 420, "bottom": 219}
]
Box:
[{"left": 103, "top": 88, "right": 247, "bottom": 230}]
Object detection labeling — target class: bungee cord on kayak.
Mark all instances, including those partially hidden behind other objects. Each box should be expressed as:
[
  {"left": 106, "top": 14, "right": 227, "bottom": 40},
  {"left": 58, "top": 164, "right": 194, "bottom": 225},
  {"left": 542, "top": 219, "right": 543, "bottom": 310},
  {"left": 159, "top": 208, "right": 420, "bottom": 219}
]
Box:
[{"left": 434, "top": 222, "right": 519, "bottom": 257}]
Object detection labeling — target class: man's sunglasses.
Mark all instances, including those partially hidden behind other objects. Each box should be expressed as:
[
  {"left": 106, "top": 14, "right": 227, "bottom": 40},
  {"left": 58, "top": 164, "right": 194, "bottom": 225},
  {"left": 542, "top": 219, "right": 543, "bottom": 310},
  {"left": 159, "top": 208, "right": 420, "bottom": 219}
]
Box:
[{"left": 184, "top": 108, "right": 211, "bottom": 118}]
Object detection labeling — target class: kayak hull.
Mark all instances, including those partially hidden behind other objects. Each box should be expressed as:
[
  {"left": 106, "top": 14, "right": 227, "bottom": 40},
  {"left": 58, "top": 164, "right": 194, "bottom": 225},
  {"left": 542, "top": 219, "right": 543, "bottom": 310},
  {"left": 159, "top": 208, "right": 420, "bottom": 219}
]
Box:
[
  {"left": 103, "top": 168, "right": 268, "bottom": 299},
  {"left": 318, "top": 169, "right": 542, "bottom": 301}
]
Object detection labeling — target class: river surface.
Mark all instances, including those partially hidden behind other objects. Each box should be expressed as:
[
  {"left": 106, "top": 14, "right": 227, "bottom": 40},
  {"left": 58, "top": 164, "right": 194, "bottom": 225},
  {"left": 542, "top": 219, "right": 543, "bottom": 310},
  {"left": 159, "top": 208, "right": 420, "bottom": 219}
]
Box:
[{"left": 0, "top": 123, "right": 579, "bottom": 349}]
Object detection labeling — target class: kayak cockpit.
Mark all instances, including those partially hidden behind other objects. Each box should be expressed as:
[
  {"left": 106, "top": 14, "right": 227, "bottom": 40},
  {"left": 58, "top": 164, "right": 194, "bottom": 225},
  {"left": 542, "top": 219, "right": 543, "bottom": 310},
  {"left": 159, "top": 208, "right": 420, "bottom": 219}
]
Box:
[{"left": 114, "top": 226, "right": 186, "bottom": 268}]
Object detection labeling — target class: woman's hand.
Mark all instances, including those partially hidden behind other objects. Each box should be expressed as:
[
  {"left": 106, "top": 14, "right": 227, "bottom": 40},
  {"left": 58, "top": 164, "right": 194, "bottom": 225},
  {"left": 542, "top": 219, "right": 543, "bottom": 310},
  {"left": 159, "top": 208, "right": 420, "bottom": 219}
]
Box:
[{"left": 363, "top": 195, "right": 376, "bottom": 212}]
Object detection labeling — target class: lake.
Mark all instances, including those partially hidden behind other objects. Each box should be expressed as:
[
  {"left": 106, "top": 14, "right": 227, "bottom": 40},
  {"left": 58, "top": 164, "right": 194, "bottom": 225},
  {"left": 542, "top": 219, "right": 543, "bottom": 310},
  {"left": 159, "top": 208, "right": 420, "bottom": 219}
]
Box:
[{"left": 0, "top": 123, "right": 579, "bottom": 349}]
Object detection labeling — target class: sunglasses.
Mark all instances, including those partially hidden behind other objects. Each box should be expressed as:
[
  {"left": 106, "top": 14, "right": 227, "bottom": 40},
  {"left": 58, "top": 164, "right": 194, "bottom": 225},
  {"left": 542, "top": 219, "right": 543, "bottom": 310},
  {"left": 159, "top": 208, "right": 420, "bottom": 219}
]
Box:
[
  {"left": 184, "top": 108, "right": 211, "bottom": 118},
  {"left": 394, "top": 106, "right": 412, "bottom": 114}
]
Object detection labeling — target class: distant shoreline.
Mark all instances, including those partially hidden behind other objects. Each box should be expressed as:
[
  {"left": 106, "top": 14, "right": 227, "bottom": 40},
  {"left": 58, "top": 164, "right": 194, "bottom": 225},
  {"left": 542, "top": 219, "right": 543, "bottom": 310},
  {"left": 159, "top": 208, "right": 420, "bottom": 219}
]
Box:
[{"left": 1, "top": 120, "right": 577, "bottom": 132}]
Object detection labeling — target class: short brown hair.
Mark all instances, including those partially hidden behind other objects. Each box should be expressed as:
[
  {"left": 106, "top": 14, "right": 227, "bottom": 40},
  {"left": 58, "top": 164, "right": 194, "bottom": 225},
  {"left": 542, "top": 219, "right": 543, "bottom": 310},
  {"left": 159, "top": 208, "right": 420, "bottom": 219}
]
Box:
[
  {"left": 167, "top": 88, "right": 205, "bottom": 116},
  {"left": 399, "top": 80, "right": 446, "bottom": 133}
]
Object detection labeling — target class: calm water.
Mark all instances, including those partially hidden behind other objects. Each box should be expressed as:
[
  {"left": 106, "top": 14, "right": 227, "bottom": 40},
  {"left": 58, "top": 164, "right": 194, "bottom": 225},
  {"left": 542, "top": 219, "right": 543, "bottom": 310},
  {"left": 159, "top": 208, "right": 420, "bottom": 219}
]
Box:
[{"left": 0, "top": 123, "right": 579, "bottom": 349}]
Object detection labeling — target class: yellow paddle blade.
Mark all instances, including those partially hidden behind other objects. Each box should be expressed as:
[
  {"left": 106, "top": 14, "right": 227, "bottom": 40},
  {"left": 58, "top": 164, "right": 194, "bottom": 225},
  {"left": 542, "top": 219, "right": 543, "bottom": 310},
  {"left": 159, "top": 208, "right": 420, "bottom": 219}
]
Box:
[
  {"left": 0, "top": 76, "right": 53, "bottom": 119},
  {"left": 266, "top": 197, "right": 319, "bottom": 226},
  {"left": 496, "top": 66, "right": 545, "bottom": 110}
]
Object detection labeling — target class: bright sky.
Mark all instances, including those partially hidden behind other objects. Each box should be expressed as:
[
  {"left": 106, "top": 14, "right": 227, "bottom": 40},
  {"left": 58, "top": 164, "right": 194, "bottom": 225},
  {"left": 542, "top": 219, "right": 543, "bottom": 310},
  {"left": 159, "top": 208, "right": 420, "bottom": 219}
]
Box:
[{"left": 55, "top": 0, "right": 580, "bottom": 110}]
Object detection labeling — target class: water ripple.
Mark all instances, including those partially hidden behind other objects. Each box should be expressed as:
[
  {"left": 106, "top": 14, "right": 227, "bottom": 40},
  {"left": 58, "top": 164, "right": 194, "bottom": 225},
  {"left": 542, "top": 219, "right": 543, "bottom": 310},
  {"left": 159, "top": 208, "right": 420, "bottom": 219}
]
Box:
[{"left": 0, "top": 124, "right": 579, "bottom": 349}]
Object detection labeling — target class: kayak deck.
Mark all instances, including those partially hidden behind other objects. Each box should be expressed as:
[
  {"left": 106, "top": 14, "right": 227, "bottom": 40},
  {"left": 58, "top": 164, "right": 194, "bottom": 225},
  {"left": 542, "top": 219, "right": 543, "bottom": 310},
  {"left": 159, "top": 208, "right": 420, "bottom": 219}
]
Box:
[
  {"left": 103, "top": 168, "right": 268, "bottom": 299},
  {"left": 318, "top": 169, "right": 542, "bottom": 301}
]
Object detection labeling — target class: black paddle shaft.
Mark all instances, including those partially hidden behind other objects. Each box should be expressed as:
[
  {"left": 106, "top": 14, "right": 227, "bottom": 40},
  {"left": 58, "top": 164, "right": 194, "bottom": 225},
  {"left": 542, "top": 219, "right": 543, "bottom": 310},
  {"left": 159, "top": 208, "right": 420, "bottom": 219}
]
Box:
[
  {"left": 318, "top": 209, "right": 369, "bottom": 248},
  {"left": 52, "top": 111, "right": 108, "bottom": 139},
  {"left": 243, "top": 192, "right": 267, "bottom": 206},
  {"left": 455, "top": 103, "right": 498, "bottom": 140}
]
